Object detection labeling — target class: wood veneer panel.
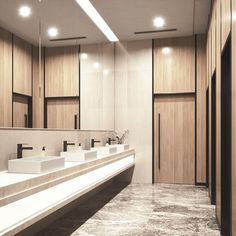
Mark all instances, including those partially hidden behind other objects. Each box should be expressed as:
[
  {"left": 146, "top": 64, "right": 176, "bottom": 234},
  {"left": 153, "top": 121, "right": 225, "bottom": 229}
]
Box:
[
  {"left": 196, "top": 35, "right": 207, "bottom": 183},
  {"left": 154, "top": 95, "right": 195, "bottom": 184},
  {"left": 47, "top": 98, "right": 79, "bottom": 129},
  {"left": 154, "top": 36, "right": 195, "bottom": 93},
  {"left": 45, "top": 46, "right": 79, "bottom": 97},
  {"left": 211, "top": 6, "right": 216, "bottom": 75},
  {"left": 215, "top": 0, "right": 221, "bottom": 225},
  {"left": 13, "top": 36, "right": 32, "bottom": 96},
  {"left": 0, "top": 28, "right": 12, "bottom": 127}
]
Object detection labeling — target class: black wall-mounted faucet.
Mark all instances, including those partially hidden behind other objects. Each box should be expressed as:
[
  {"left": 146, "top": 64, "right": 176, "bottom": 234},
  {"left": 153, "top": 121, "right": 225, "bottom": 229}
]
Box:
[
  {"left": 91, "top": 138, "right": 100, "bottom": 148},
  {"left": 108, "top": 138, "right": 116, "bottom": 145},
  {"left": 63, "top": 141, "right": 75, "bottom": 152},
  {"left": 17, "top": 144, "right": 33, "bottom": 159}
]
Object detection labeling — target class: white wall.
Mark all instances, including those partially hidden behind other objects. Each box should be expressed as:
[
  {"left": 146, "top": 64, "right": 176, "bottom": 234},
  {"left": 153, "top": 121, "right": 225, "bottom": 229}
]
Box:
[
  {"left": 80, "top": 43, "right": 115, "bottom": 130},
  {"left": 114, "top": 40, "right": 152, "bottom": 183}
]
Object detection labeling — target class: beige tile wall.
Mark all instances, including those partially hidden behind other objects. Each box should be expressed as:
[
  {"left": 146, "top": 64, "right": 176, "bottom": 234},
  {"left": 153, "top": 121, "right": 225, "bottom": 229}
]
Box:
[
  {"left": 115, "top": 40, "right": 152, "bottom": 183},
  {"left": 80, "top": 43, "right": 115, "bottom": 130}
]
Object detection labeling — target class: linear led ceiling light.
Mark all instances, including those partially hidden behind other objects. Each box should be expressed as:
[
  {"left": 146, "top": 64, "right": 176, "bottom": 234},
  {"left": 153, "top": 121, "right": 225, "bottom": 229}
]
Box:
[{"left": 75, "top": 0, "right": 119, "bottom": 42}]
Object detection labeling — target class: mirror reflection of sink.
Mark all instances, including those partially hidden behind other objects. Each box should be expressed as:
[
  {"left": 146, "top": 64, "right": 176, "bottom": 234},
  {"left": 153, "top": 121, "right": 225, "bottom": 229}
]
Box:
[
  {"left": 92, "top": 146, "right": 117, "bottom": 155},
  {"left": 8, "top": 156, "right": 65, "bottom": 174},
  {"left": 60, "top": 150, "right": 97, "bottom": 162},
  {"left": 112, "top": 144, "right": 129, "bottom": 152}
]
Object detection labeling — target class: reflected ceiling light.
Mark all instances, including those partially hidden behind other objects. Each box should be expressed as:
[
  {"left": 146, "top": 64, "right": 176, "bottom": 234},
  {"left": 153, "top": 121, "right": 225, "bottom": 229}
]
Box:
[
  {"left": 103, "top": 69, "right": 109, "bottom": 75},
  {"left": 48, "top": 27, "right": 58, "bottom": 37},
  {"left": 75, "top": 0, "right": 119, "bottom": 42},
  {"left": 93, "top": 62, "right": 100, "bottom": 69},
  {"left": 81, "top": 53, "right": 88, "bottom": 59},
  {"left": 19, "top": 5, "right": 31, "bottom": 17},
  {"left": 153, "top": 17, "right": 165, "bottom": 28},
  {"left": 162, "top": 47, "right": 171, "bottom": 55}
]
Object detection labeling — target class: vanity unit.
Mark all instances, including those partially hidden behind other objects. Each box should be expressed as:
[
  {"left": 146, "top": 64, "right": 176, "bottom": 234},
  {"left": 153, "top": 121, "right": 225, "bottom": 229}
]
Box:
[{"left": 0, "top": 147, "right": 135, "bottom": 235}]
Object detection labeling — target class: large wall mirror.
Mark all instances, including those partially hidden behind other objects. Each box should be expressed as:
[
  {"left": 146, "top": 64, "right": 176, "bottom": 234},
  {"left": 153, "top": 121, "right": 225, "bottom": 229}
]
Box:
[{"left": 0, "top": 0, "right": 114, "bottom": 131}]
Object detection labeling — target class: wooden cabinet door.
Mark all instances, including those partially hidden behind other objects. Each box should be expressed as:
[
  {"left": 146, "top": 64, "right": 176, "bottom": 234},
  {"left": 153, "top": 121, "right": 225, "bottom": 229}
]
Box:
[
  {"left": 154, "top": 36, "right": 195, "bottom": 93},
  {"left": 154, "top": 95, "right": 195, "bottom": 184},
  {"left": 13, "top": 36, "right": 32, "bottom": 96},
  {"left": 0, "top": 28, "right": 12, "bottom": 127},
  {"left": 45, "top": 46, "right": 79, "bottom": 97},
  {"left": 13, "top": 95, "right": 29, "bottom": 128},
  {"left": 47, "top": 98, "right": 79, "bottom": 129},
  {"left": 32, "top": 46, "right": 44, "bottom": 128}
]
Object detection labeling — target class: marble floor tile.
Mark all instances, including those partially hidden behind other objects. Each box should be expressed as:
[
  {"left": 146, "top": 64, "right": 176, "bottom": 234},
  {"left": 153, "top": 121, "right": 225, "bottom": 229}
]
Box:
[{"left": 37, "top": 183, "right": 220, "bottom": 236}]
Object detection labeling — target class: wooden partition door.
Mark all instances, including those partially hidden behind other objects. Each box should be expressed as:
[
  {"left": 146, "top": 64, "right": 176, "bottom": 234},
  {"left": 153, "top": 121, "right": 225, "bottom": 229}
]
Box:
[{"left": 154, "top": 95, "right": 195, "bottom": 184}]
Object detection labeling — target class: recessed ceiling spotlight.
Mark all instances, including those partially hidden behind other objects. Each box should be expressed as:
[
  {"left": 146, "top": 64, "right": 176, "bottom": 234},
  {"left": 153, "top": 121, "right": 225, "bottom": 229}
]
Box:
[
  {"left": 162, "top": 47, "right": 171, "bottom": 55},
  {"left": 48, "top": 27, "right": 58, "bottom": 37},
  {"left": 19, "top": 5, "right": 31, "bottom": 18},
  {"left": 153, "top": 17, "right": 165, "bottom": 28}
]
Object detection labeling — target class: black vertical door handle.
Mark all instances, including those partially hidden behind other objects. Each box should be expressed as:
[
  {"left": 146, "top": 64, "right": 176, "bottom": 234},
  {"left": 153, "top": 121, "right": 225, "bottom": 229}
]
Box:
[
  {"left": 74, "top": 114, "right": 78, "bottom": 129},
  {"left": 158, "top": 113, "right": 161, "bottom": 170},
  {"left": 24, "top": 114, "right": 28, "bottom": 128}
]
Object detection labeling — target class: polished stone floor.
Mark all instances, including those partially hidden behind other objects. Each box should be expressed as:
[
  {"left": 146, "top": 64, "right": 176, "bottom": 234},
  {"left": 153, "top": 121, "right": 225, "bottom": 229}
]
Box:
[{"left": 37, "top": 183, "right": 220, "bottom": 236}]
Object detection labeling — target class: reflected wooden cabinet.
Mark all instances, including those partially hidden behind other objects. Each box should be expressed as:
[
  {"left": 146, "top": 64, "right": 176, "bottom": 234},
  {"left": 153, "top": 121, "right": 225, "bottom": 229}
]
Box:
[
  {"left": 154, "top": 36, "right": 195, "bottom": 93},
  {"left": 13, "top": 94, "right": 32, "bottom": 128},
  {"left": 32, "top": 47, "right": 44, "bottom": 128},
  {"left": 0, "top": 28, "right": 12, "bottom": 127},
  {"left": 154, "top": 95, "right": 195, "bottom": 184},
  {"left": 13, "top": 36, "right": 32, "bottom": 96},
  {"left": 46, "top": 98, "right": 79, "bottom": 129},
  {"left": 45, "top": 46, "right": 79, "bottom": 97},
  {"left": 45, "top": 45, "right": 80, "bottom": 129}
]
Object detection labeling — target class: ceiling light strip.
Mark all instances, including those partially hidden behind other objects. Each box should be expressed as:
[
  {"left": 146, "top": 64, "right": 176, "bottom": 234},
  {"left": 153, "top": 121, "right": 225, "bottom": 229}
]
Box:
[
  {"left": 134, "top": 28, "right": 177, "bottom": 35},
  {"left": 75, "top": 0, "right": 119, "bottom": 42}
]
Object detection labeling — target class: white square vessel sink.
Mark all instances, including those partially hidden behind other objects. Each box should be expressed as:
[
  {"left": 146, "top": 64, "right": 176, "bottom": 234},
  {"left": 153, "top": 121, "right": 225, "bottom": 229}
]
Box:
[
  {"left": 60, "top": 150, "right": 97, "bottom": 162},
  {"left": 92, "top": 146, "right": 117, "bottom": 155},
  {"left": 113, "top": 144, "right": 129, "bottom": 152},
  {"left": 8, "top": 156, "right": 65, "bottom": 174}
]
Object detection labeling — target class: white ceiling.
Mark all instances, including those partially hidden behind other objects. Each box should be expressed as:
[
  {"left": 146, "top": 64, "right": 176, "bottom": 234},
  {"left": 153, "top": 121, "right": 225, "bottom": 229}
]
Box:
[{"left": 0, "top": 0, "right": 211, "bottom": 47}]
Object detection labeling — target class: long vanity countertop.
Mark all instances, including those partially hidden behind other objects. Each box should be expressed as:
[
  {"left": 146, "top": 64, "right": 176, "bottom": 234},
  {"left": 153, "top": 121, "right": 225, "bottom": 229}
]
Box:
[
  {"left": 0, "top": 150, "right": 135, "bottom": 236},
  {"left": 0, "top": 149, "right": 135, "bottom": 206}
]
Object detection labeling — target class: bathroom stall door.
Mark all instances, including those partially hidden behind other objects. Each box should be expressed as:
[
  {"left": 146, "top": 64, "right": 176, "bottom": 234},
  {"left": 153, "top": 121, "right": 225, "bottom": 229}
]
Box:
[
  {"left": 211, "top": 72, "right": 216, "bottom": 205},
  {"left": 221, "top": 37, "right": 231, "bottom": 236},
  {"left": 154, "top": 95, "right": 195, "bottom": 184}
]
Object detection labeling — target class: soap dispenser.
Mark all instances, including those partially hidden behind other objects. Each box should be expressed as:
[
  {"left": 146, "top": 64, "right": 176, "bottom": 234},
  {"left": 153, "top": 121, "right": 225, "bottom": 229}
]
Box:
[
  {"left": 41, "top": 146, "right": 46, "bottom": 157},
  {"left": 105, "top": 139, "right": 109, "bottom": 146},
  {"left": 78, "top": 143, "right": 82, "bottom": 151}
]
